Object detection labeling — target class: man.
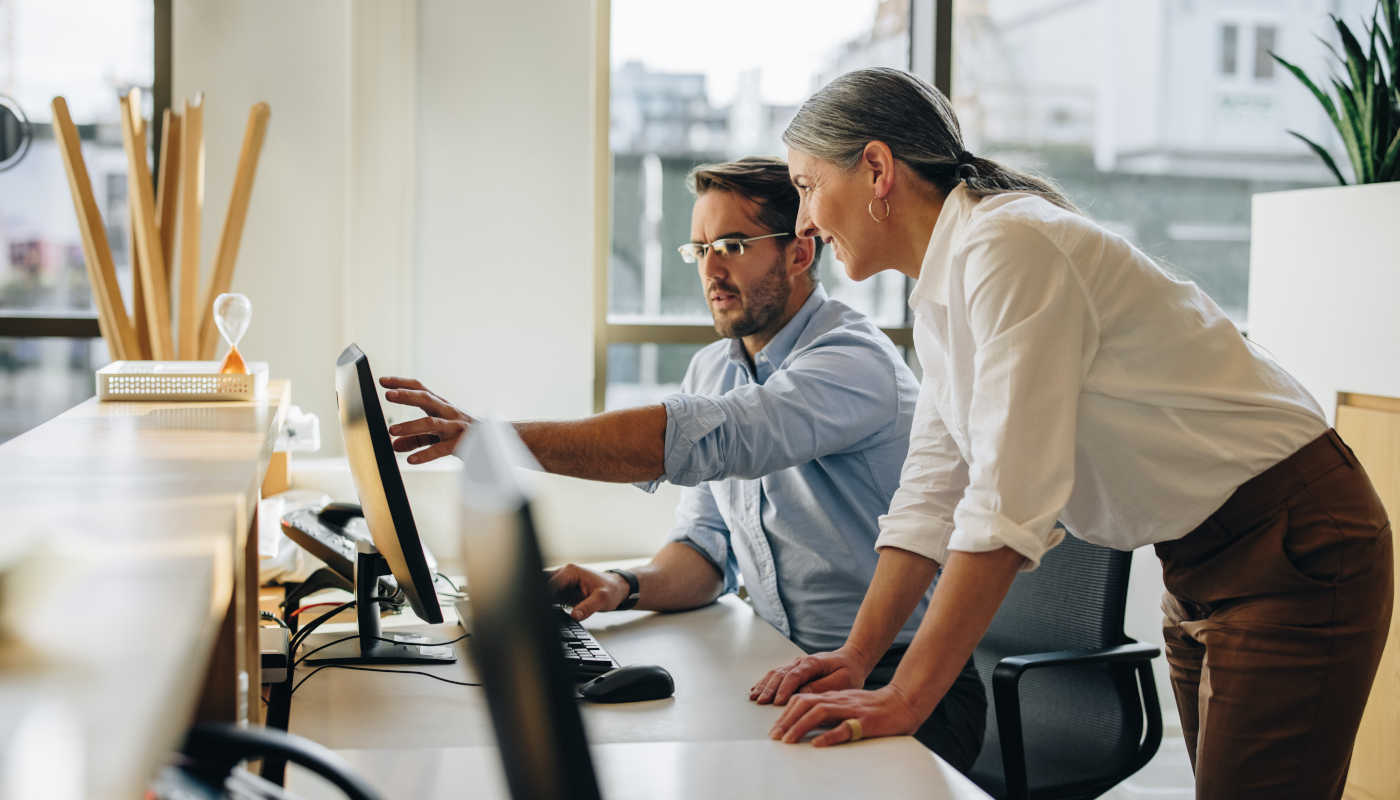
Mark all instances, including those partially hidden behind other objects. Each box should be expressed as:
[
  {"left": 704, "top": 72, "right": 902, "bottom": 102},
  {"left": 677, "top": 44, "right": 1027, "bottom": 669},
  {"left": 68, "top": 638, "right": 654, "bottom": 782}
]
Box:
[{"left": 381, "top": 157, "right": 985, "bottom": 771}]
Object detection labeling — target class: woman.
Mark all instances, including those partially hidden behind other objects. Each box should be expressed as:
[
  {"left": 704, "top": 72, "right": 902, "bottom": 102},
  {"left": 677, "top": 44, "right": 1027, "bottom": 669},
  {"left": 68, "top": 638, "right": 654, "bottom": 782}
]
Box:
[{"left": 749, "top": 67, "right": 1391, "bottom": 799}]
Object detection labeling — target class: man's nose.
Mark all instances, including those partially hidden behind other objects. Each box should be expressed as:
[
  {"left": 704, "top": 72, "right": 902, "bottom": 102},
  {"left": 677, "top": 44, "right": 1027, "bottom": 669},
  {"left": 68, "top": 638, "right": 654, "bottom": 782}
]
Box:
[{"left": 699, "top": 249, "right": 727, "bottom": 280}]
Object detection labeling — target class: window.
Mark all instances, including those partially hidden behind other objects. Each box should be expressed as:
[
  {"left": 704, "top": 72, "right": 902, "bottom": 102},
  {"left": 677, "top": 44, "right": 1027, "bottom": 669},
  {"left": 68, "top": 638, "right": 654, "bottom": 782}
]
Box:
[
  {"left": 1220, "top": 23, "right": 1239, "bottom": 76},
  {"left": 951, "top": 2, "right": 1334, "bottom": 326},
  {"left": 1253, "top": 25, "right": 1277, "bottom": 80},
  {"left": 0, "top": 0, "right": 163, "bottom": 442},
  {"left": 600, "top": 0, "right": 920, "bottom": 410}
]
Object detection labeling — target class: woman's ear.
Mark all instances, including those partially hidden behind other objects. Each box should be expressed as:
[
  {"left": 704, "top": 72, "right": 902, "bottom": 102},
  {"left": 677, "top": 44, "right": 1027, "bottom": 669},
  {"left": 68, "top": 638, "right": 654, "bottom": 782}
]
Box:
[{"left": 861, "top": 141, "right": 896, "bottom": 199}]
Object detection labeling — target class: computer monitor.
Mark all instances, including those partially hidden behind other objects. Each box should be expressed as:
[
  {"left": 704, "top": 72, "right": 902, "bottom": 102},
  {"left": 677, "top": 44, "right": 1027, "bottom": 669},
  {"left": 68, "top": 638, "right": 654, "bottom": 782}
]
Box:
[
  {"left": 307, "top": 343, "right": 455, "bottom": 665},
  {"left": 458, "top": 419, "right": 602, "bottom": 800}
]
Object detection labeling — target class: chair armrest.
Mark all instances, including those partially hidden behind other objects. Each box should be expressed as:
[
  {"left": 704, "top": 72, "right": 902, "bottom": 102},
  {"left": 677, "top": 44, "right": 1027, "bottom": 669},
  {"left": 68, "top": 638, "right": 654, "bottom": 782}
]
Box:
[
  {"left": 990, "top": 641, "right": 1162, "bottom": 800},
  {"left": 994, "top": 641, "right": 1160, "bottom": 682}
]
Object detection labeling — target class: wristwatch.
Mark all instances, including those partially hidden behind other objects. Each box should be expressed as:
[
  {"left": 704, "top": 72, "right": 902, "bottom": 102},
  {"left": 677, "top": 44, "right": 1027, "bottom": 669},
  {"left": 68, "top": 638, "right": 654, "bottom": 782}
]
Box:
[{"left": 606, "top": 568, "right": 640, "bottom": 611}]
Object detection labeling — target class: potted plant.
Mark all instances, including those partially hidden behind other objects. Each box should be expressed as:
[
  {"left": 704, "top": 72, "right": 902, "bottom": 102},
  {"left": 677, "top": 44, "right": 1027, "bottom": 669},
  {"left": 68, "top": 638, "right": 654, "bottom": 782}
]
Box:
[{"left": 1247, "top": 0, "right": 1400, "bottom": 424}]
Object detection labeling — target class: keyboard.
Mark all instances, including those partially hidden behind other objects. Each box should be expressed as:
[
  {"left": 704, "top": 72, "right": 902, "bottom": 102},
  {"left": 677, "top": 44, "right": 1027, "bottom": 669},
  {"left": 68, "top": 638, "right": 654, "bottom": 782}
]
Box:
[
  {"left": 453, "top": 597, "right": 620, "bottom": 680},
  {"left": 552, "top": 606, "right": 621, "bottom": 678}
]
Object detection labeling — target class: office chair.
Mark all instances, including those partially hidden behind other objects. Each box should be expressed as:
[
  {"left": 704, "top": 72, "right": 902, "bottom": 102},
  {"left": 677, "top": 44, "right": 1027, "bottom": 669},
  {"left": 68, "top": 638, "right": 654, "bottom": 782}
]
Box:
[
  {"left": 967, "top": 531, "right": 1162, "bottom": 800},
  {"left": 154, "top": 722, "right": 381, "bottom": 800}
]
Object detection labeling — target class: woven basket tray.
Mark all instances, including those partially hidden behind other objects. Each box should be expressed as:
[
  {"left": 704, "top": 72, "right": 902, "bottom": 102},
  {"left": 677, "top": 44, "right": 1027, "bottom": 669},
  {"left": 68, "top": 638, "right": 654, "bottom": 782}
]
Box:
[{"left": 96, "top": 361, "right": 269, "bottom": 401}]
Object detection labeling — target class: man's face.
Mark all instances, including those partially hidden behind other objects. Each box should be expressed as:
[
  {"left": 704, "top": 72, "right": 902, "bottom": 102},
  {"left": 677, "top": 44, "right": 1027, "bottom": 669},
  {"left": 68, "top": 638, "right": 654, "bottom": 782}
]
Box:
[{"left": 688, "top": 190, "right": 792, "bottom": 339}]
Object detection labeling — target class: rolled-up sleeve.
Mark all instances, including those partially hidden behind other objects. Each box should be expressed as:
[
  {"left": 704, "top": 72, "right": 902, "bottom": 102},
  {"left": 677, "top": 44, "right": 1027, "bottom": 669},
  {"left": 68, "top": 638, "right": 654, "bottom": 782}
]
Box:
[
  {"left": 947, "top": 224, "right": 1092, "bottom": 568},
  {"left": 875, "top": 375, "right": 967, "bottom": 566},
  {"left": 667, "top": 481, "right": 739, "bottom": 595},
  {"left": 654, "top": 333, "right": 899, "bottom": 487}
]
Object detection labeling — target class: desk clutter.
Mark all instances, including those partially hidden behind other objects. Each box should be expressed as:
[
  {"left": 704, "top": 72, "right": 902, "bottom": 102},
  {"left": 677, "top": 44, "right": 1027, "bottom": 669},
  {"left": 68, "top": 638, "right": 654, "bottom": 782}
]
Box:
[{"left": 51, "top": 88, "right": 271, "bottom": 390}]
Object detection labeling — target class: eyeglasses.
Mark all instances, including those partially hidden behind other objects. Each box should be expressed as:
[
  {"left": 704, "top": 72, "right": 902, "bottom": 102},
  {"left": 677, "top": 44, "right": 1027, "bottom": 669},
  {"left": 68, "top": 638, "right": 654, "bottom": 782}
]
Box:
[{"left": 677, "top": 232, "right": 791, "bottom": 263}]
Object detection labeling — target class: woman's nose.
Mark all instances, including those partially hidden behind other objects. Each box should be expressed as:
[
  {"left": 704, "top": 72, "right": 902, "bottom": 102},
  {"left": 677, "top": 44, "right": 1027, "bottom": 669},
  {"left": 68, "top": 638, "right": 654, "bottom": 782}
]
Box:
[{"left": 795, "top": 204, "right": 818, "bottom": 239}]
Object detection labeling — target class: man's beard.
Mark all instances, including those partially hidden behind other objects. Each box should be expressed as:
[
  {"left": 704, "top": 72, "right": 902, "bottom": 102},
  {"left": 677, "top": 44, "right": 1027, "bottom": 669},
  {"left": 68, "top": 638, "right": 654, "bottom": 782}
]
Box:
[{"left": 710, "top": 256, "right": 790, "bottom": 339}]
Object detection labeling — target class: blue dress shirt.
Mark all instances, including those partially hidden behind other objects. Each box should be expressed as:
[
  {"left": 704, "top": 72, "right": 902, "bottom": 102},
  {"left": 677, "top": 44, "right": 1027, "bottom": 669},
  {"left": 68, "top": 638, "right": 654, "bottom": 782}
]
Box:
[{"left": 642, "top": 286, "right": 924, "bottom": 653}]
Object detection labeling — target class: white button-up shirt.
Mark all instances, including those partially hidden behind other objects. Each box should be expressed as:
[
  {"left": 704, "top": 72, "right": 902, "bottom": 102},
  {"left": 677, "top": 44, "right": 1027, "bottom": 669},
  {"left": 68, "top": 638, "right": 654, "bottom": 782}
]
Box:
[{"left": 875, "top": 184, "right": 1326, "bottom": 568}]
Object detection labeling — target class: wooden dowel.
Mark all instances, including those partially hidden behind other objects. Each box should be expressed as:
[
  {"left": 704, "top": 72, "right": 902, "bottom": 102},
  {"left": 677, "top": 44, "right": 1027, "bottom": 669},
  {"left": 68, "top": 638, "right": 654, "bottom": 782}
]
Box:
[
  {"left": 127, "top": 89, "right": 151, "bottom": 359},
  {"left": 177, "top": 93, "right": 205, "bottom": 360},
  {"left": 155, "top": 108, "right": 182, "bottom": 301},
  {"left": 198, "top": 102, "right": 270, "bottom": 360},
  {"left": 120, "top": 92, "right": 175, "bottom": 360},
  {"left": 51, "top": 96, "right": 139, "bottom": 361}
]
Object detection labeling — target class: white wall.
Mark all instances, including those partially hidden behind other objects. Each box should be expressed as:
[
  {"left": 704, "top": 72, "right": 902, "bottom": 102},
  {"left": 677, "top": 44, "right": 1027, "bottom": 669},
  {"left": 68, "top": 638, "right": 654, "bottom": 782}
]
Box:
[
  {"left": 174, "top": 0, "right": 679, "bottom": 563},
  {"left": 173, "top": 0, "right": 351, "bottom": 445}
]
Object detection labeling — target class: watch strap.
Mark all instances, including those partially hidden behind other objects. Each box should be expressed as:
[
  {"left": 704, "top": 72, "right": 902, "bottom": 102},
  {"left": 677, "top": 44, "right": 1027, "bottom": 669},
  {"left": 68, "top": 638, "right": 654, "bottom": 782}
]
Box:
[{"left": 606, "top": 568, "right": 640, "bottom": 611}]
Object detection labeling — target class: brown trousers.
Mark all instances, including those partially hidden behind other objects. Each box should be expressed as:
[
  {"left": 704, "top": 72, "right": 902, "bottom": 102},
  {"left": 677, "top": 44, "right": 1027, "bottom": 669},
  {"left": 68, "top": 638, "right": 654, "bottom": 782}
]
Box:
[{"left": 1155, "top": 429, "right": 1393, "bottom": 799}]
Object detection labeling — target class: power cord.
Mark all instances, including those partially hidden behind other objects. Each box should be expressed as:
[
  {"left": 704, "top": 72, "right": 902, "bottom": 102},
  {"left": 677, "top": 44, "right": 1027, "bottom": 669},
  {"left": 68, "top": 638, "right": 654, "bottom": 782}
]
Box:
[
  {"left": 290, "top": 664, "right": 481, "bottom": 696},
  {"left": 293, "top": 631, "right": 469, "bottom": 667}
]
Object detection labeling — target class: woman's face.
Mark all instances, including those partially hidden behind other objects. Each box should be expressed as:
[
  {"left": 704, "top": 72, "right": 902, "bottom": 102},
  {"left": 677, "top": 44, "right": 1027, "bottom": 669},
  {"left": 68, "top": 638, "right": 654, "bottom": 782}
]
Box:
[{"left": 788, "top": 146, "right": 893, "bottom": 282}]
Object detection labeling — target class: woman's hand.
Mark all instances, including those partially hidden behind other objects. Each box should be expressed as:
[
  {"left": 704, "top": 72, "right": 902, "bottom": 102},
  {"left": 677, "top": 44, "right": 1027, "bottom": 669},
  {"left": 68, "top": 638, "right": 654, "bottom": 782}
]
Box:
[
  {"left": 380, "top": 376, "right": 473, "bottom": 463},
  {"left": 768, "top": 684, "right": 924, "bottom": 747},
  {"left": 749, "top": 647, "right": 874, "bottom": 705}
]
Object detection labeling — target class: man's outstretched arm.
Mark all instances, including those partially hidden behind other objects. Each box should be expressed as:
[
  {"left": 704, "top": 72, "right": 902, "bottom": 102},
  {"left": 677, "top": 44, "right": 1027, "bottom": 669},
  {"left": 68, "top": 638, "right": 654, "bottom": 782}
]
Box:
[{"left": 381, "top": 375, "right": 666, "bottom": 482}]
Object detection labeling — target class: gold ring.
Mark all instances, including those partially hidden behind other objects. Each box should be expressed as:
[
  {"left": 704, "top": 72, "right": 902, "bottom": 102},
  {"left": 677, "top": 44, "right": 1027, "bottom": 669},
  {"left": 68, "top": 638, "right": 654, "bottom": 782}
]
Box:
[{"left": 842, "top": 718, "right": 863, "bottom": 742}]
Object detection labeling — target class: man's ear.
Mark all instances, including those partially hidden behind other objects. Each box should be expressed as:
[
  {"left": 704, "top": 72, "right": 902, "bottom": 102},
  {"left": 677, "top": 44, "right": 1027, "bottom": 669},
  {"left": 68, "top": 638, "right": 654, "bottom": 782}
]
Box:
[
  {"left": 786, "top": 235, "right": 815, "bottom": 279},
  {"left": 861, "top": 141, "right": 896, "bottom": 199}
]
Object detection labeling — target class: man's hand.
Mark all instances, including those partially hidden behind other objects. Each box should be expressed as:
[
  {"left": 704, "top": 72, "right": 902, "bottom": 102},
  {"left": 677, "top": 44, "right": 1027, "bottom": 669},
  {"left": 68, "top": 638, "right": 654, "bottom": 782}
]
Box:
[
  {"left": 547, "top": 563, "right": 630, "bottom": 621},
  {"left": 380, "top": 376, "right": 473, "bottom": 464},
  {"left": 749, "top": 646, "right": 874, "bottom": 705}
]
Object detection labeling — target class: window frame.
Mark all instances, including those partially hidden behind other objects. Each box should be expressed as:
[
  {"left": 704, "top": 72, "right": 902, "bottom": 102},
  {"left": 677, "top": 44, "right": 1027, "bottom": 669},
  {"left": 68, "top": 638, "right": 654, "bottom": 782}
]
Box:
[
  {"left": 0, "top": 0, "right": 171, "bottom": 343},
  {"left": 591, "top": 0, "right": 947, "bottom": 411}
]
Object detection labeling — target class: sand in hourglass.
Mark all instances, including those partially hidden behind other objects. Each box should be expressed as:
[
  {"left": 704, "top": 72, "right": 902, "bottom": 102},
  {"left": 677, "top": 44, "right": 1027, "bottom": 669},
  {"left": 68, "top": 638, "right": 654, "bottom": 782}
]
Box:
[
  {"left": 213, "top": 293, "right": 252, "bottom": 376},
  {"left": 220, "top": 345, "right": 248, "bottom": 374}
]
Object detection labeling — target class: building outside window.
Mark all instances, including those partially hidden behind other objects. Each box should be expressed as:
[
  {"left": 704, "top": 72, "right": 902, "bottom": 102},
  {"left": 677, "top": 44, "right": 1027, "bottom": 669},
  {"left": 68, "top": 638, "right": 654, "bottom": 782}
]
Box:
[
  {"left": 950, "top": 0, "right": 1349, "bottom": 328},
  {"left": 605, "top": 0, "right": 915, "bottom": 410},
  {"left": 0, "top": 0, "right": 155, "bottom": 443}
]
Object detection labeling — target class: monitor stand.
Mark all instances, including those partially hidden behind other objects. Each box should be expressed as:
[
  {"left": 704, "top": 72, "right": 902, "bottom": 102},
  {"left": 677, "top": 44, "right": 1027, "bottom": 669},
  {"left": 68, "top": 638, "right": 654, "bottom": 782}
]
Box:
[{"left": 304, "top": 543, "right": 456, "bottom": 665}]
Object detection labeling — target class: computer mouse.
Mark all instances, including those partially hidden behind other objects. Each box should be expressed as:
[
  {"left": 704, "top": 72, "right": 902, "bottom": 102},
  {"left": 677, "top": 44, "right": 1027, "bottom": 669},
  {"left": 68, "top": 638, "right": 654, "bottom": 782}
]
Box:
[{"left": 578, "top": 664, "right": 674, "bottom": 703}]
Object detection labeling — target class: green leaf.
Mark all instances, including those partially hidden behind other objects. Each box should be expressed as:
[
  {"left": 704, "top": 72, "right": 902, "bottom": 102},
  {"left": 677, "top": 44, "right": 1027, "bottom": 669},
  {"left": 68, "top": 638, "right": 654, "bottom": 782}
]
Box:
[
  {"left": 1335, "top": 14, "right": 1370, "bottom": 92},
  {"left": 1273, "top": 52, "right": 1340, "bottom": 126},
  {"left": 1333, "top": 77, "right": 1371, "bottom": 182},
  {"left": 1288, "top": 130, "right": 1349, "bottom": 184},
  {"left": 1378, "top": 124, "right": 1400, "bottom": 181}
]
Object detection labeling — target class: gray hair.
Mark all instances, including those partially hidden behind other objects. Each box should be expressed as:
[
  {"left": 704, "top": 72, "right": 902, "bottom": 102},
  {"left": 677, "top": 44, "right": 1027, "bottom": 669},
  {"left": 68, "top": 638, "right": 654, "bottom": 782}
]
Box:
[{"left": 783, "top": 67, "right": 1078, "bottom": 212}]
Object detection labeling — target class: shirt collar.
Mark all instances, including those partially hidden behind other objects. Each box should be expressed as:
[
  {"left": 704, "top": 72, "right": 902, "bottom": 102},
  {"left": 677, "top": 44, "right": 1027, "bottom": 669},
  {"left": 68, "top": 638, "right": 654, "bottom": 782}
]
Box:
[
  {"left": 726, "top": 284, "right": 828, "bottom": 380},
  {"left": 909, "top": 182, "right": 971, "bottom": 309}
]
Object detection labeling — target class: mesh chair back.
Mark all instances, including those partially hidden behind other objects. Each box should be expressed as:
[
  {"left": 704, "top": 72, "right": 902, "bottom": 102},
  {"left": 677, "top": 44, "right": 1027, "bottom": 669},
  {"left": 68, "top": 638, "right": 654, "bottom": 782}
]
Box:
[{"left": 969, "top": 531, "right": 1145, "bottom": 799}]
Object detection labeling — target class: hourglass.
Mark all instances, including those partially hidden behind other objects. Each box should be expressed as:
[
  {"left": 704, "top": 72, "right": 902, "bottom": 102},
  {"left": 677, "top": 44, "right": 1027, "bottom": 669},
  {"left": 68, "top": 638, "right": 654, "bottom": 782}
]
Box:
[{"left": 213, "top": 292, "right": 252, "bottom": 375}]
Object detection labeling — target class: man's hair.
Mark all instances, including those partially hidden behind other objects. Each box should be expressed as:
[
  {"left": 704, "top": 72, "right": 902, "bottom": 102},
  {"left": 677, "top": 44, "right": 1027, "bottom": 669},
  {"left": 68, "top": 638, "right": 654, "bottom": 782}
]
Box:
[{"left": 687, "top": 156, "right": 824, "bottom": 279}]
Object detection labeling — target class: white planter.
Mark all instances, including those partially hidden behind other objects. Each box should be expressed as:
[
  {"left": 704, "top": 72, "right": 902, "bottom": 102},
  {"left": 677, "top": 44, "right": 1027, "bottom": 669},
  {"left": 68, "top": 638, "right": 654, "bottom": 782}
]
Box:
[{"left": 1248, "top": 182, "right": 1400, "bottom": 422}]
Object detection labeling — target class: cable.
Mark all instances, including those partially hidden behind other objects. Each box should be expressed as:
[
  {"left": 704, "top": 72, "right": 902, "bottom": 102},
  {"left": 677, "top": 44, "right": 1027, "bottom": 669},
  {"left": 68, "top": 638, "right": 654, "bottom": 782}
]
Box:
[
  {"left": 288, "top": 601, "right": 344, "bottom": 620},
  {"left": 290, "top": 664, "right": 481, "bottom": 696},
  {"left": 288, "top": 597, "right": 446, "bottom": 657},
  {"left": 289, "top": 601, "right": 356, "bottom": 655},
  {"left": 260, "top": 610, "right": 290, "bottom": 630},
  {"left": 434, "top": 572, "right": 466, "bottom": 598},
  {"left": 293, "top": 631, "right": 470, "bottom": 667}
]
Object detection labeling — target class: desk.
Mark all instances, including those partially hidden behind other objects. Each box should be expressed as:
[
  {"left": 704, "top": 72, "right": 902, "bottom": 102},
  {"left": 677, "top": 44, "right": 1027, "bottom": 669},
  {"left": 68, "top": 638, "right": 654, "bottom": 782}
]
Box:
[
  {"left": 287, "top": 596, "right": 989, "bottom": 799},
  {"left": 0, "top": 382, "right": 288, "bottom": 797}
]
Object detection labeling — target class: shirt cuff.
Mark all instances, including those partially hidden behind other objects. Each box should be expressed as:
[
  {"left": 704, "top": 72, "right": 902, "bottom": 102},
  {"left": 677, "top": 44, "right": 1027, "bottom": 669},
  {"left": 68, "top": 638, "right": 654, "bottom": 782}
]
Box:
[
  {"left": 874, "top": 513, "right": 955, "bottom": 567},
  {"left": 946, "top": 509, "right": 1066, "bottom": 570},
  {"left": 658, "top": 393, "right": 728, "bottom": 486},
  {"left": 672, "top": 539, "right": 738, "bottom": 595}
]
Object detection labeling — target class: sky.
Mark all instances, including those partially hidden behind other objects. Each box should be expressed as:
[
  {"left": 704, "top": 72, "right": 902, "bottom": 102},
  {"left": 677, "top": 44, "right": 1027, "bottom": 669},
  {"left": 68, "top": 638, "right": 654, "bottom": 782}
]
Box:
[{"left": 610, "top": 0, "right": 881, "bottom": 106}]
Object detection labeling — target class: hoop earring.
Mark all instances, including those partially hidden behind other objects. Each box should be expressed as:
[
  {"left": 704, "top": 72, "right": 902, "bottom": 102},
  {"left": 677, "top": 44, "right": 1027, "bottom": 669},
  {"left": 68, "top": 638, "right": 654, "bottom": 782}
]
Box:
[{"left": 868, "top": 196, "right": 891, "bottom": 223}]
